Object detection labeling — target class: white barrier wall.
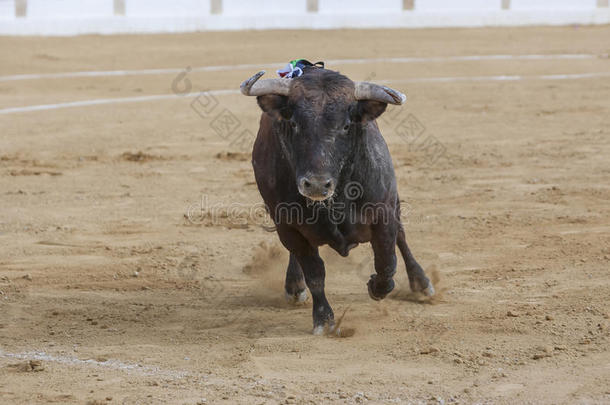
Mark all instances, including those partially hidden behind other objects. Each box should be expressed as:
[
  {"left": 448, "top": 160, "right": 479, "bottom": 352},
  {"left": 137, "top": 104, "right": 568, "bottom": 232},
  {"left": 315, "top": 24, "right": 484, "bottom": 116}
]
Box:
[
  {"left": 125, "top": 0, "right": 211, "bottom": 17},
  {"left": 0, "top": 0, "right": 608, "bottom": 35},
  {"left": 318, "top": 0, "right": 402, "bottom": 14},
  {"left": 25, "top": 0, "right": 113, "bottom": 18},
  {"left": 511, "top": 0, "right": 598, "bottom": 10},
  {"left": 416, "top": 0, "right": 503, "bottom": 11}
]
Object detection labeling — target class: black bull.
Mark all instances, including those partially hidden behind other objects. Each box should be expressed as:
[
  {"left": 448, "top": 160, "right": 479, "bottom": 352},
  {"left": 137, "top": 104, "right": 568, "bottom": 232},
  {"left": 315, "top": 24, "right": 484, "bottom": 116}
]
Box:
[{"left": 241, "top": 67, "right": 435, "bottom": 334}]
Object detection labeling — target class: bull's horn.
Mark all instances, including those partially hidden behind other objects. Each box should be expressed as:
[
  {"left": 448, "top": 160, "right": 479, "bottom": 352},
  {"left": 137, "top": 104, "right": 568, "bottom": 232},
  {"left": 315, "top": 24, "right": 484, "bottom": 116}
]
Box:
[
  {"left": 354, "top": 82, "right": 406, "bottom": 105},
  {"left": 240, "top": 70, "right": 291, "bottom": 96}
]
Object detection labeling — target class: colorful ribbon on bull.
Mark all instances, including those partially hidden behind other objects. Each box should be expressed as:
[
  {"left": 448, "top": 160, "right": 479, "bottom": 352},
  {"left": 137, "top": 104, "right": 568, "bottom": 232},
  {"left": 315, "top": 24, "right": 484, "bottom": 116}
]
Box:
[{"left": 277, "top": 59, "right": 325, "bottom": 78}]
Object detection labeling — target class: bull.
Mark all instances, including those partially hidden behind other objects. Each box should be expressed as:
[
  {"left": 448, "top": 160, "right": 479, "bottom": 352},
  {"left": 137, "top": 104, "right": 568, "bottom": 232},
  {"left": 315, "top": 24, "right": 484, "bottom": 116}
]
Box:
[{"left": 240, "top": 66, "right": 435, "bottom": 334}]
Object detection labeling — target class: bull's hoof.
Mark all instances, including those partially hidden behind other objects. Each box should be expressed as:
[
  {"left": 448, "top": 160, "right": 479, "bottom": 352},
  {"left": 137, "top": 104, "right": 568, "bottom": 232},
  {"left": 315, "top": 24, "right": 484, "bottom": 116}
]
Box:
[
  {"left": 367, "top": 274, "right": 395, "bottom": 301},
  {"left": 410, "top": 277, "right": 435, "bottom": 297},
  {"left": 285, "top": 289, "right": 308, "bottom": 305},
  {"left": 423, "top": 283, "right": 435, "bottom": 297},
  {"left": 312, "top": 322, "right": 339, "bottom": 336}
]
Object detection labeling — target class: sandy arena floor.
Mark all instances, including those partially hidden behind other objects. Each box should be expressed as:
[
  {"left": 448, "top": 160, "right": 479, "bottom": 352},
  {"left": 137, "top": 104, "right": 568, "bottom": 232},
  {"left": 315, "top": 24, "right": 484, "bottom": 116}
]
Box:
[{"left": 0, "top": 26, "right": 609, "bottom": 404}]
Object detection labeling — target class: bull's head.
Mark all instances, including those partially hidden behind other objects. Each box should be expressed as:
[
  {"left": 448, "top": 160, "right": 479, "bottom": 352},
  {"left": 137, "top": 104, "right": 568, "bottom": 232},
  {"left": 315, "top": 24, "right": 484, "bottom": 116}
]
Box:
[{"left": 241, "top": 69, "right": 405, "bottom": 201}]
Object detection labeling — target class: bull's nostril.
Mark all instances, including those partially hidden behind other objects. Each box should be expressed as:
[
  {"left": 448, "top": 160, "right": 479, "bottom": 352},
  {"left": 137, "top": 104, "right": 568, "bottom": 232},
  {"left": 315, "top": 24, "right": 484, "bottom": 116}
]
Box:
[
  {"left": 324, "top": 181, "right": 332, "bottom": 189},
  {"left": 303, "top": 180, "right": 311, "bottom": 188}
]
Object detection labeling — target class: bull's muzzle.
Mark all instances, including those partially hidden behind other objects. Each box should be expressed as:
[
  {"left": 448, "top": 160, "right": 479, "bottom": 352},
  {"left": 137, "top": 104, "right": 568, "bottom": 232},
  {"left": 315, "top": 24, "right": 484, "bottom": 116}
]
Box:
[{"left": 298, "top": 175, "right": 335, "bottom": 201}]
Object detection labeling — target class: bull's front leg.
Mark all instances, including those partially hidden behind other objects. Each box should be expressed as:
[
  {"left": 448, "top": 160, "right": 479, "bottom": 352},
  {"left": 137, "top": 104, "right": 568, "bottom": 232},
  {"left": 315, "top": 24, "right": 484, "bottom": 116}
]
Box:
[
  {"left": 367, "top": 223, "right": 398, "bottom": 300},
  {"left": 284, "top": 253, "right": 307, "bottom": 304},
  {"left": 296, "top": 251, "right": 334, "bottom": 334},
  {"left": 277, "top": 226, "right": 334, "bottom": 334}
]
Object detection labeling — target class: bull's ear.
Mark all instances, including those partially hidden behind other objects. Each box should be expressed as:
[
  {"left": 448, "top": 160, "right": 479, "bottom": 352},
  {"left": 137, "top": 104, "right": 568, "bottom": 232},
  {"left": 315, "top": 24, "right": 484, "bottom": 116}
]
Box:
[
  {"left": 354, "top": 100, "right": 387, "bottom": 122},
  {"left": 256, "top": 95, "right": 292, "bottom": 120}
]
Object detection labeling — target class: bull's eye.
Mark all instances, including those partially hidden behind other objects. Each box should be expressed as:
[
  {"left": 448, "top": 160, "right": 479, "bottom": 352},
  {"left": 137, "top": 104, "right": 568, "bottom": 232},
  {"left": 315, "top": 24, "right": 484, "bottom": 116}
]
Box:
[{"left": 343, "top": 123, "right": 350, "bottom": 131}]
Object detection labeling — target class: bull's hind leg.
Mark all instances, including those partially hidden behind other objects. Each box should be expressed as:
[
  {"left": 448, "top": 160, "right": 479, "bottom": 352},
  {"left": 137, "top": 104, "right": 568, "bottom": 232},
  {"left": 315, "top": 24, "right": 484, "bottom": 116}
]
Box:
[
  {"left": 397, "top": 226, "right": 435, "bottom": 296},
  {"left": 284, "top": 253, "right": 307, "bottom": 304}
]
